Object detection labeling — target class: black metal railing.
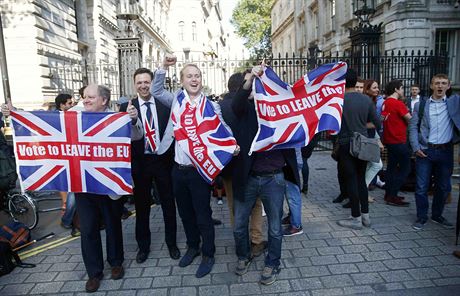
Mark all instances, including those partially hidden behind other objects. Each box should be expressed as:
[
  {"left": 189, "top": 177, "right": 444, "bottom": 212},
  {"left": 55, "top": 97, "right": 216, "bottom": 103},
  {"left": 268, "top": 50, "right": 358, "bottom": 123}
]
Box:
[{"left": 46, "top": 50, "right": 448, "bottom": 151}]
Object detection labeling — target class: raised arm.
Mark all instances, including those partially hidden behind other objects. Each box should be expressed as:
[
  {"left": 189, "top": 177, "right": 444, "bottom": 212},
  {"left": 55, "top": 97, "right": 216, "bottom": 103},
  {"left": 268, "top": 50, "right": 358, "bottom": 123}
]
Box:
[
  {"left": 231, "top": 66, "right": 262, "bottom": 117},
  {"left": 151, "top": 55, "right": 177, "bottom": 108}
]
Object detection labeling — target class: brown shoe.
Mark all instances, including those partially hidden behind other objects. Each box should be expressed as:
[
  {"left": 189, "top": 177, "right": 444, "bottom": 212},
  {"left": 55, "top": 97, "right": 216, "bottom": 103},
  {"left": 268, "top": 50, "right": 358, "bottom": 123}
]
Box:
[
  {"left": 251, "top": 241, "right": 268, "bottom": 257},
  {"left": 386, "top": 196, "right": 409, "bottom": 207},
  {"left": 453, "top": 250, "right": 460, "bottom": 259},
  {"left": 85, "top": 275, "right": 102, "bottom": 293},
  {"left": 111, "top": 266, "right": 124, "bottom": 280}
]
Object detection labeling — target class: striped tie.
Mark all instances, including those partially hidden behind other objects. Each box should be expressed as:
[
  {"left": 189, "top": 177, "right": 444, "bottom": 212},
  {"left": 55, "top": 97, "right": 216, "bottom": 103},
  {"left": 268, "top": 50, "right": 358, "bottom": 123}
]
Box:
[{"left": 144, "top": 102, "right": 155, "bottom": 154}]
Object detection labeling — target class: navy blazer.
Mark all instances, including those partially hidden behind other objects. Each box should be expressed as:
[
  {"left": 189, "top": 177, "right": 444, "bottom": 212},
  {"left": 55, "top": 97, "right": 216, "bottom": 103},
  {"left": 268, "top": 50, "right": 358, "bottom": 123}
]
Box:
[
  {"left": 120, "top": 97, "right": 172, "bottom": 174},
  {"left": 230, "top": 87, "right": 300, "bottom": 202}
]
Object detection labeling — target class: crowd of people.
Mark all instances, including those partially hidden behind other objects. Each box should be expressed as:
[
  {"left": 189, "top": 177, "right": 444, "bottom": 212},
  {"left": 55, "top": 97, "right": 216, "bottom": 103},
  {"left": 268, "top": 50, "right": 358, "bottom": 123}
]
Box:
[{"left": 1, "top": 56, "right": 459, "bottom": 292}]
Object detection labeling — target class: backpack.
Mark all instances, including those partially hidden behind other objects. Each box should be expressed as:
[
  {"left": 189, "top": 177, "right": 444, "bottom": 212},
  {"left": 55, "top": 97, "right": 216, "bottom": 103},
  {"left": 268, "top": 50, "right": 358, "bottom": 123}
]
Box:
[
  {"left": 0, "top": 241, "right": 35, "bottom": 276},
  {"left": 0, "top": 221, "right": 31, "bottom": 249}
]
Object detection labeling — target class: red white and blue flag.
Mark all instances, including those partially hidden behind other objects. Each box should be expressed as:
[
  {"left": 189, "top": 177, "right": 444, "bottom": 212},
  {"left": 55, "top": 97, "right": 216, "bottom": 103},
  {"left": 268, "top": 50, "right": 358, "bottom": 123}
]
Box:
[
  {"left": 172, "top": 90, "right": 237, "bottom": 184},
  {"left": 250, "top": 62, "right": 347, "bottom": 153},
  {"left": 10, "top": 111, "right": 133, "bottom": 195}
]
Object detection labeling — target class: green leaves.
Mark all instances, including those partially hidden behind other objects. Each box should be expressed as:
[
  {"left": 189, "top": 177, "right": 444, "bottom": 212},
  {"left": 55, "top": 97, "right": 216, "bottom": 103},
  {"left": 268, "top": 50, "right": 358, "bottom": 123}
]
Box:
[{"left": 231, "top": 0, "right": 274, "bottom": 57}]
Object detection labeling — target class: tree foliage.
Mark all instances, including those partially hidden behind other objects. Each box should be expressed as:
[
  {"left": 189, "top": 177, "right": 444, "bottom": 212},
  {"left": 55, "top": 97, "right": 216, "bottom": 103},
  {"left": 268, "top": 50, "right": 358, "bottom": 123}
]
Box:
[{"left": 231, "top": 0, "right": 274, "bottom": 57}]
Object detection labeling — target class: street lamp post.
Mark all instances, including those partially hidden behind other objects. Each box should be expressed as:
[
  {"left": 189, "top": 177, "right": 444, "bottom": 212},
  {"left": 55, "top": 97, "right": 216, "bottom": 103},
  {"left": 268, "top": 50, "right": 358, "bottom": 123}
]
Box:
[
  {"left": 349, "top": 0, "right": 382, "bottom": 79},
  {"left": 115, "top": 12, "right": 142, "bottom": 98},
  {"left": 0, "top": 14, "right": 11, "bottom": 104}
]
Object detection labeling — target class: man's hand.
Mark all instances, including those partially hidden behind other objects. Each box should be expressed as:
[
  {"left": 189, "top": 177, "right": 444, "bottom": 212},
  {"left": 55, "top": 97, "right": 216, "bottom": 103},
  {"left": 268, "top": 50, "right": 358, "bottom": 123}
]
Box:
[
  {"left": 233, "top": 145, "right": 240, "bottom": 156},
  {"left": 251, "top": 65, "right": 263, "bottom": 77},
  {"left": 127, "top": 99, "right": 138, "bottom": 120},
  {"left": 162, "top": 54, "right": 177, "bottom": 69},
  {"left": 1, "top": 98, "right": 13, "bottom": 117},
  {"left": 415, "top": 149, "right": 427, "bottom": 158}
]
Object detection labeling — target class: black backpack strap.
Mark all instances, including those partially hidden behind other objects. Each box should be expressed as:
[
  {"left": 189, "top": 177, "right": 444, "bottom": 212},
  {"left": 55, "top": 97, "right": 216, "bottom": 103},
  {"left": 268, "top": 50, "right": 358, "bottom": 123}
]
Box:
[
  {"left": 11, "top": 251, "right": 35, "bottom": 268},
  {"left": 417, "top": 98, "right": 427, "bottom": 133}
]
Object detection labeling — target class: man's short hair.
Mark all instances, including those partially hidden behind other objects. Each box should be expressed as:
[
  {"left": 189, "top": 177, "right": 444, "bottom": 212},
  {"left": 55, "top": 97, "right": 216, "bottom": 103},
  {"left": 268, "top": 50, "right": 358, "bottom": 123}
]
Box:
[
  {"left": 357, "top": 78, "right": 365, "bottom": 84},
  {"left": 227, "top": 72, "right": 244, "bottom": 92},
  {"left": 345, "top": 68, "right": 358, "bottom": 88},
  {"left": 431, "top": 73, "right": 449, "bottom": 84},
  {"left": 410, "top": 83, "right": 420, "bottom": 89},
  {"left": 97, "top": 85, "right": 111, "bottom": 106},
  {"left": 384, "top": 79, "right": 403, "bottom": 96},
  {"left": 133, "top": 68, "right": 153, "bottom": 81},
  {"left": 79, "top": 86, "right": 87, "bottom": 97},
  {"left": 54, "top": 93, "right": 72, "bottom": 111}
]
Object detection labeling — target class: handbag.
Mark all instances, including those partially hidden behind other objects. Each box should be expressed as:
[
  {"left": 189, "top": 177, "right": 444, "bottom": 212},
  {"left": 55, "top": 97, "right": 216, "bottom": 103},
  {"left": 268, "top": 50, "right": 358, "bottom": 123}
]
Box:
[{"left": 349, "top": 132, "right": 380, "bottom": 163}]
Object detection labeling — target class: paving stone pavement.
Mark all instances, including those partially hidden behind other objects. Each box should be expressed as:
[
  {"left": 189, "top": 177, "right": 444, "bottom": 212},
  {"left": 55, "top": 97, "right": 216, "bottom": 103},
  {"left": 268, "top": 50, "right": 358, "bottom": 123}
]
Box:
[{"left": 1, "top": 151, "right": 460, "bottom": 295}]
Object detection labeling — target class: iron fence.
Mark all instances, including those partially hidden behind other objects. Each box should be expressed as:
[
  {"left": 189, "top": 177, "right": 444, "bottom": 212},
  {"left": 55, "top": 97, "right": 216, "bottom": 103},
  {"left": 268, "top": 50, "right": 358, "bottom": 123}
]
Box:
[{"left": 47, "top": 50, "right": 448, "bottom": 150}]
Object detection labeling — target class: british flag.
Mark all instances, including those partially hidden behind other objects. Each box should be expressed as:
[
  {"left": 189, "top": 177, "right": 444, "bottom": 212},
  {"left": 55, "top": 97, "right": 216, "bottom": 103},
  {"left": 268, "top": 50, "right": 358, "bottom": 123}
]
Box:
[
  {"left": 172, "top": 91, "right": 237, "bottom": 184},
  {"left": 250, "top": 62, "right": 347, "bottom": 154},
  {"left": 10, "top": 111, "right": 133, "bottom": 195}
]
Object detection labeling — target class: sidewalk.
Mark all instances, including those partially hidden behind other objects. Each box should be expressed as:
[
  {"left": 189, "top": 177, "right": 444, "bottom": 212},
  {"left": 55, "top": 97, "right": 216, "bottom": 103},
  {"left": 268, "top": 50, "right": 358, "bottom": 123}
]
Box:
[{"left": 1, "top": 151, "right": 460, "bottom": 295}]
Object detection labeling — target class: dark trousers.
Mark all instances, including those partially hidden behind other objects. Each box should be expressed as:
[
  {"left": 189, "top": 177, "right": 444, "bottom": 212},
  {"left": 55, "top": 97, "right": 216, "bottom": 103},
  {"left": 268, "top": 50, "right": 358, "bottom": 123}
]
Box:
[
  {"left": 385, "top": 143, "right": 411, "bottom": 197},
  {"left": 337, "top": 160, "right": 347, "bottom": 198},
  {"left": 132, "top": 154, "right": 177, "bottom": 252},
  {"left": 172, "top": 164, "right": 215, "bottom": 257},
  {"left": 338, "top": 143, "right": 368, "bottom": 217},
  {"left": 75, "top": 193, "right": 124, "bottom": 278}
]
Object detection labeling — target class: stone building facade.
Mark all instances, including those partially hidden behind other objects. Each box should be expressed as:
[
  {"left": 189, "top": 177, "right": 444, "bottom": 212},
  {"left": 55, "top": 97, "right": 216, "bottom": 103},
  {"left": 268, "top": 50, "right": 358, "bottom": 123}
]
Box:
[{"left": 271, "top": 0, "right": 460, "bottom": 87}]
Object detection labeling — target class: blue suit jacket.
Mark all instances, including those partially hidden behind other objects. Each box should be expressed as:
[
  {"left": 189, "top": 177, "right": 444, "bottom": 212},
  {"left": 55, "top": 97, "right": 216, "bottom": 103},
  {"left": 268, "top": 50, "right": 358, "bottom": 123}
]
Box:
[{"left": 408, "top": 94, "right": 460, "bottom": 152}]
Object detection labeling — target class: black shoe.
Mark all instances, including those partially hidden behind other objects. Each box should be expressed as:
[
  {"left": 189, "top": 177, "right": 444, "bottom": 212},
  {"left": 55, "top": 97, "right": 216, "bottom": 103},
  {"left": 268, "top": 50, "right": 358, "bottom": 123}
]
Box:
[
  {"left": 70, "top": 228, "right": 80, "bottom": 237},
  {"left": 196, "top": 256, "right": 215, "bottom": 278},
  {"left": 333, "top": 194, "right": 346, "bottom": 203},
  {"left": 179, "top": 248, "right": 200, "bottom": 267},
  {"left": 60, "top": 221, "right": 72, "bottom": 229},
  {"left": 121, "top": 210, "right": 132, "bottom": 220},
  {"left": 168, "top": 245, "right": 181, "bottom": 260},
  {"left": 301, "top": 186, "right": 308, "bottom": 194},
  {"left": 136, "top": 250, "right": 150, "bottom": 263},
  {"left": 342, "top": 201, "right": 351, "bottom": 208},
  {"left": 212, "top": 218, "right": 222, "bottom": 225}
]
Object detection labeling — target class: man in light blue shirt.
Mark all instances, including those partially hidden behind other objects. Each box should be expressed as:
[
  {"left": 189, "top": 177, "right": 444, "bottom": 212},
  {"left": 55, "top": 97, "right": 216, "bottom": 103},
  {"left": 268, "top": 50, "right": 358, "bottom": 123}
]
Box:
[{"left": 408, "top": 74, "right": 460, "bottom": 230}]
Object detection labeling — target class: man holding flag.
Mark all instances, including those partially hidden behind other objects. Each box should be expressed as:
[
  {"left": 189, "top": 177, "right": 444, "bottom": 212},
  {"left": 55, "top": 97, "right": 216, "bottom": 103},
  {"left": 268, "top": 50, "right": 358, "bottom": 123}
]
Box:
[
  {"left": 74, "top": 84, "right": 142, "bottom": 292},
  {"left": 151, "top": 55, "right": 239, "bottom": 278},
  {"left": 231, "top": 65, "right": 300, "bottom": 285},
  {"left": 231, "top": 61, "right": 346, "bottom": 285},
  {"left": 2, "top": 84, "right": 143, "bottom": 293}
]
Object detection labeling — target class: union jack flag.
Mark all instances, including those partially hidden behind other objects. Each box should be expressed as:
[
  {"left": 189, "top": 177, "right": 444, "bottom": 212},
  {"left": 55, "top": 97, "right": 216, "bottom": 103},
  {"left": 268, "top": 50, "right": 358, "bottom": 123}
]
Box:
[
  {"left": 172, "top": 91, "right": 237, "bottom": 184},
  {"left": 250, "top": 62, "right": 347, "bottom": 154},
  {"left": 10, "top": 111, "right": 133, "bottom": 195}
]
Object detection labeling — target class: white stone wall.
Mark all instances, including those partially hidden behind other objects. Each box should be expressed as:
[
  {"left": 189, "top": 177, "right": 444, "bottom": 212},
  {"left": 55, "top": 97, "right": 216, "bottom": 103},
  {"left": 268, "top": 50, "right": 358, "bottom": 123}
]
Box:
[
  {"left": 272, "top": 0, "right": 460, "bottom": 86},
  {"left": 1, "top": 0, "right": 82, "bottom": 110}
]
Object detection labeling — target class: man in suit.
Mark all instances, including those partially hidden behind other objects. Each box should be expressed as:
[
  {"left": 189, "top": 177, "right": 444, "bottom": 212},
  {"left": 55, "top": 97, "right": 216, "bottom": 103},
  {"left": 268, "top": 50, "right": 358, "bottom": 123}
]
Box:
[
  {"left": 231, "top": 66, "right": 300, "bottom": 285},
  {"left": 120, "top": 68, "right": 179, "bottom": 262},
  {"left": 409, "top": 74, "right": 460, "bottom": 230}
]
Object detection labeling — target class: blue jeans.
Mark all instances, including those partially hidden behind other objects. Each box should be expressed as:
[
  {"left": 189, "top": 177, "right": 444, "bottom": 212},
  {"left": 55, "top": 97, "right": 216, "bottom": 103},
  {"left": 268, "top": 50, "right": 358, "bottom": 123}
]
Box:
[
  {"left": 385, "top": 143, "right": 411, "bottom": 197},
  {"left": 61, "top": 192, "right": 76, "bottom": 227},
  {"left": 233, "top": 172, "right": 285, "bottom": 268},
  {"left": 415, "top": 145, "right": 453, "bottom": 221},
  {"left": 285, "top": 181, "right": 302, "bottom": 228}
]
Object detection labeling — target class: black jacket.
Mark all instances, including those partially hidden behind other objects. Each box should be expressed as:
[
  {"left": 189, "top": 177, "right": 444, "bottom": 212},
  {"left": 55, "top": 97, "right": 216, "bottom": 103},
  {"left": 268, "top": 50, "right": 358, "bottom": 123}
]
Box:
[
  {"left": 230, "top": 87, "right": 300, "bottom": 202},
  {"left": 120, "top": 97, "right": 173, "bottom": 175}
]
